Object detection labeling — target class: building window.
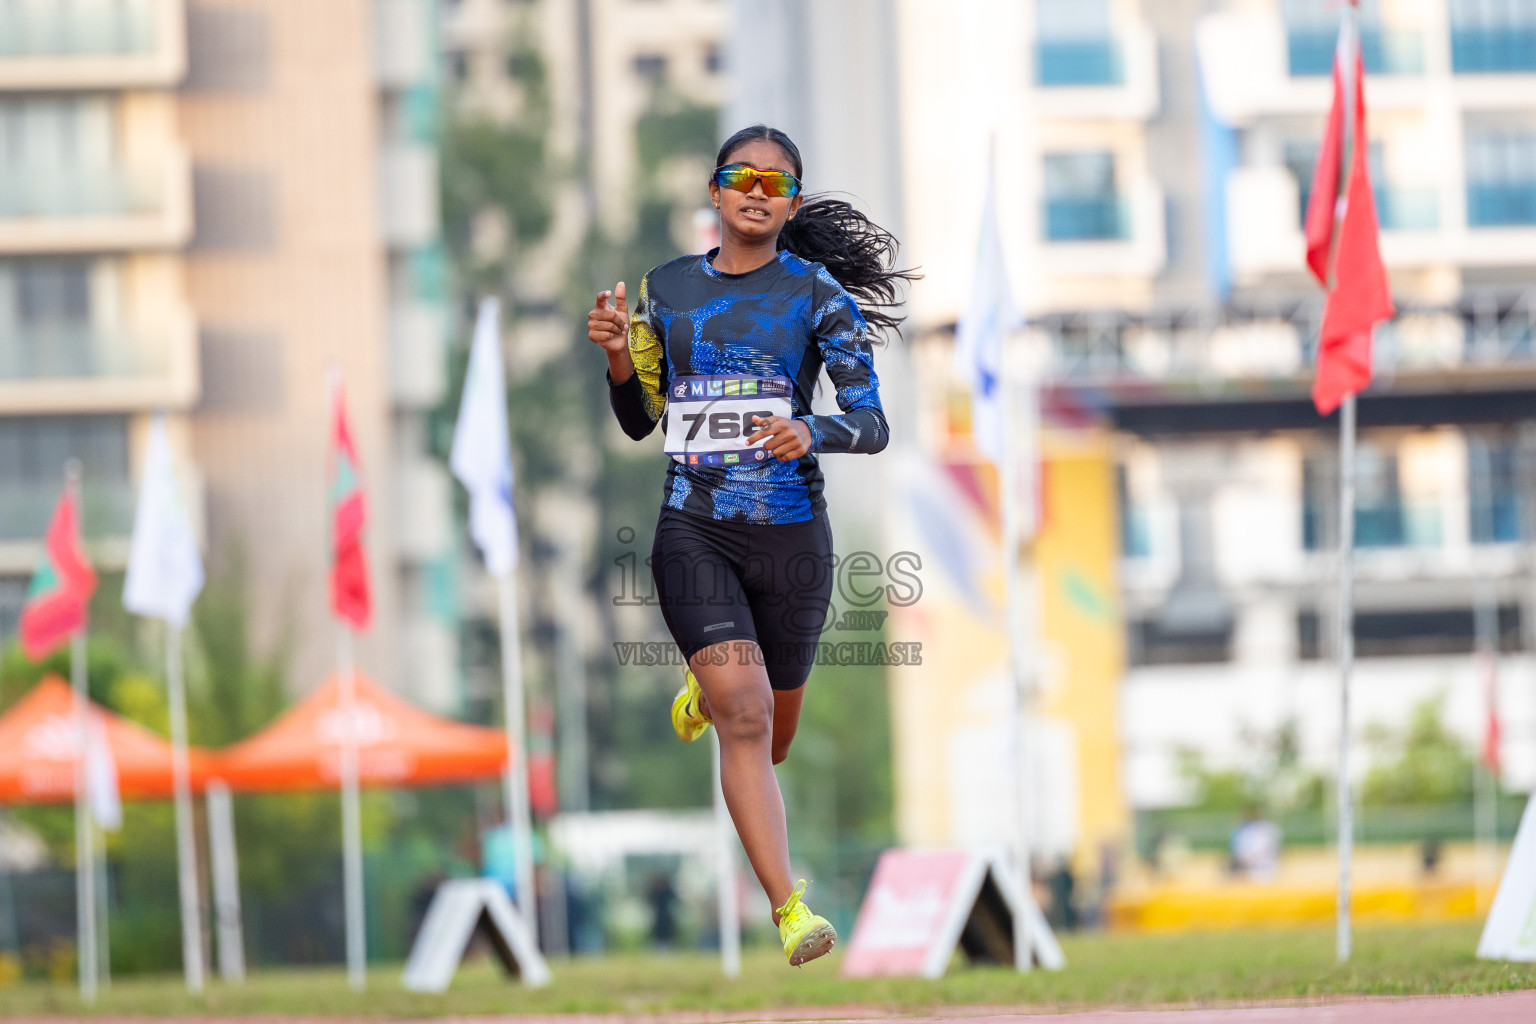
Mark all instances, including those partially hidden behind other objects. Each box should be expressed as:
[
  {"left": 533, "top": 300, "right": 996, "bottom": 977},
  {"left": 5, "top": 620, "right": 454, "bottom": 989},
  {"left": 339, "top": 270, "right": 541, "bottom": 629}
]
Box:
[
  {"left": 507, "top": 52, "right": 539, "bottom": 82},
  {"left": 13, "top": 258, "right": 92, "bottom": 329},
  {"left": 632, "top": 54, "right": 668, "bottom": 83},
  {"left": 0, "top": 575, "right": 25, "bottom": 642},
  {"left": 1468, "top": 434, "right": 1523, "bottom": 544},
  {"left": 1451, "top": 0, "right": 1536, "bottom": 74},
  {"left": 1042, "top": 151, "right": 1126, "bottom": 241},
  {"left": 0, "top": 258, "right": 97, "bottom": 379},
  {"left": 0, "top": 415, "right": 133, "bottom": 541},
  {"left": 1466, "top": 127, "right": 1536, "bottom": 227},
  {"left": 704, "top": 44, "right": 722, "bottom": 75},
  {"left": 1034, "top": 0, "right": 1121, "bottom": 86},
  {"left": 1282, "top": 0, "right": 1424, "bottom": 76},
  {"left": 1299, "top": 606, "right": 1523, "bottom": 659},
  {"left": 1282, "top": 140, "right": 1436, "bottom": 232},
  {"left": 1129, "top": 618, "right": 1233, "bottom": 666},
  {"left": 1303, "top": 443, "right": 1412, "bottom": 550},
  {"left": 1117, "top": 464, "right": 1151, "bottom": 560}
]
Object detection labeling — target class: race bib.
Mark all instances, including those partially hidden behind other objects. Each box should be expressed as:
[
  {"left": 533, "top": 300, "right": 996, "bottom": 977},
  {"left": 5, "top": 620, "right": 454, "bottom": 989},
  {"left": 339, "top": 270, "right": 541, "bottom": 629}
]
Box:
[{"left": 664, "top": 374, "right": 794, "bottom": 466}]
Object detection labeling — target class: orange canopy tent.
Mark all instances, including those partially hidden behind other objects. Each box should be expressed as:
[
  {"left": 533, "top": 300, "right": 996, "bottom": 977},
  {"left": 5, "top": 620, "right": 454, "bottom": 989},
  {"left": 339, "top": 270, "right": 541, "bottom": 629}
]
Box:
[
  {"left": 0, "top": 675, "right": 214, "bottom": 803},
  {"left": 211, "top": 672, "right": 510, "bottom": 793}
]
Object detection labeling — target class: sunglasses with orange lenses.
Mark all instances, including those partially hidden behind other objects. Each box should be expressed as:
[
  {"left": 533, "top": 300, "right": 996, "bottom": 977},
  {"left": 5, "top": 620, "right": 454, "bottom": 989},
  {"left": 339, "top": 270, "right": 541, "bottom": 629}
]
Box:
[{"left": 712, "top": 162, "right": 802, "bottom": 199}]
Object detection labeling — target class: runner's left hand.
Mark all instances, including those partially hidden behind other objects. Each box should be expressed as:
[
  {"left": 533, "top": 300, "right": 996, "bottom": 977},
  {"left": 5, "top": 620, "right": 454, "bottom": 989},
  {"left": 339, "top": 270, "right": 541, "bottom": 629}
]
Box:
[{"left": 747, "top": 416, "right": 812, "bottom": 461}]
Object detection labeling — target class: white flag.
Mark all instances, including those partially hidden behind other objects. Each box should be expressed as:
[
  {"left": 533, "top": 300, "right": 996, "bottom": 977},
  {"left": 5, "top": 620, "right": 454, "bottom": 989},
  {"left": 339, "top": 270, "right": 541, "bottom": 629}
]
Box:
[
  {"left": 954, "top": 166, "right": 1020, "bottom": 467},
  {"left": 124, "top": 416, "right": 205, "bottom": 627},
  {"left": 451, "top": 298, "right": 518, "bottom": 577},
  {"left": 86, "top": 722, "right": 121, "bottom": 831}
]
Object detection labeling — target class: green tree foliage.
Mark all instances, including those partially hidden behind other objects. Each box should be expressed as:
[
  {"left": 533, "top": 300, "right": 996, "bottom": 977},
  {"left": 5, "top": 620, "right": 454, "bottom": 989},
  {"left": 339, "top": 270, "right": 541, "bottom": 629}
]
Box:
[
  {"left": 1361, "top": 693, "right": 1476, "bottom": 806},
  {"left": 1176, "top": 717, "right": 1327, "bottom": 815},
  {"left": 439, "top": 44, "right": 556, "bottom": 297}
]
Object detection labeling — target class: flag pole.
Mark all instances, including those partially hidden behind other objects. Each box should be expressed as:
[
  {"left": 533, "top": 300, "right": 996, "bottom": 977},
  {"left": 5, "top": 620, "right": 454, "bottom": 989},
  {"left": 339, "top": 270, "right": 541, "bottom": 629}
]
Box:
[
  {"left": 166, "top": 622, "right": 204, "bottom": 993},
  {"left": 999, "top": 276, "right": 1032, "bottom": 975},
  {"left": 1335, "top": 392, "right": 1356, "bottom": 964},
  {"left": 496, "top": 574, "right": 538, "bottom": 947},
  {"left": 1333, "top": 0, "right": 1361, "bottom": 967},
  {"left": 1471, "top": 437, "right": 1500, "bottom": 913},
  {"left": 338, "top": 626, "right": 366, "bottom": 991},
  {"left": 65, "top": 459, "right": 97, "bottom": 1004}
]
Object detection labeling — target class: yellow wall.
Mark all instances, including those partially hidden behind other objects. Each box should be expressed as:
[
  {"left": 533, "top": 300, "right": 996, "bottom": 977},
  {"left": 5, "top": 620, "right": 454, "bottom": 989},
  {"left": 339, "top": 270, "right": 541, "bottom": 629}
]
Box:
[
  {"left": 1035, "top": 430, "right": 1131, "bottom": 863},
  {"left": 888, "top": 433, "right": 1129, "bottom": 861}
]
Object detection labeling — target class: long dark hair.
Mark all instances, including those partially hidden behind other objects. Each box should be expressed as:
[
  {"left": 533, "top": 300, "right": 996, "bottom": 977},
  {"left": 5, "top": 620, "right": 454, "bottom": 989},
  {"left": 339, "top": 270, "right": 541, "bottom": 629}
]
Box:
[{"left": 715, "top": 125, "right": 919, "bottom": 339}]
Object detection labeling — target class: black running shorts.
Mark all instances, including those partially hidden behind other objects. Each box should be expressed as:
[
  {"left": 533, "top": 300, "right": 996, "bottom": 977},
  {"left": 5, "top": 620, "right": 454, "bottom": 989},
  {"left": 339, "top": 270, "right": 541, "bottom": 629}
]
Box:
[{"left": 650, "top": 506, "right": 834, "bottom": 691}]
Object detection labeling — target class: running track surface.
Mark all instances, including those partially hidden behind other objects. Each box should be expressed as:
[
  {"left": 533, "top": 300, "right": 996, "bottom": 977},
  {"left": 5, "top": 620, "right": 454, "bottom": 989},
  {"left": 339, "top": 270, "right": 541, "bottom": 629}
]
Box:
[{"left": 27, "top": 992, "right": 1536, "bottom": 1024}]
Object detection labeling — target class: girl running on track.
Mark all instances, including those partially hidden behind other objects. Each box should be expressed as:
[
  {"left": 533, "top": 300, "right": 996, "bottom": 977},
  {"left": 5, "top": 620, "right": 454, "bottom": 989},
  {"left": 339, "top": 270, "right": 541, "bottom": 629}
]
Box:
[{"left": 588, "top": 124, "right": 914, "bottom": 967}]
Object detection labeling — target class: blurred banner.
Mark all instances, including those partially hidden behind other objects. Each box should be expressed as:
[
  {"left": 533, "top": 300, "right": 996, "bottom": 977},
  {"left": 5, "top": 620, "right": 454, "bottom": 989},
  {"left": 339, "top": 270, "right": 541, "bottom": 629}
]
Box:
[{"left": 885, "top": 431, "right": 1129, "bottom": 865}]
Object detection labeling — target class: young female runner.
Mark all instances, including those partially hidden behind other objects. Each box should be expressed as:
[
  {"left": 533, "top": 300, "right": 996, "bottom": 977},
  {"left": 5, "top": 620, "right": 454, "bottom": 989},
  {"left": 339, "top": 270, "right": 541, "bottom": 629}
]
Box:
[{"left": 588, "top": 125, "right": 914, "bottom": 966}]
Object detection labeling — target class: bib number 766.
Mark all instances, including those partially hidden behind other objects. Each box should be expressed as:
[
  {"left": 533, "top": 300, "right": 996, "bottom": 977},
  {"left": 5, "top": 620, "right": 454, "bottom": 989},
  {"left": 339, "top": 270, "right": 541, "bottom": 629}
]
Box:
[{"left": 680, "top": 410, "right": 776, "bottom": 441}]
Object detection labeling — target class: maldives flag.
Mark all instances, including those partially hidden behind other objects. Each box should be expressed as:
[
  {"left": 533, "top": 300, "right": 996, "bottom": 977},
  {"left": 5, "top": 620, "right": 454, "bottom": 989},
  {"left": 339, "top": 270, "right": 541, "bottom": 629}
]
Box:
[
  {"left": 328, "top": 381, "right": 372, "bottom": 631},
  {"left": 19, "top": 488, "right": 98, "bottom": 661},
  {"left": 1304, "top": 11, "right": 1394, "bottom": 416}
]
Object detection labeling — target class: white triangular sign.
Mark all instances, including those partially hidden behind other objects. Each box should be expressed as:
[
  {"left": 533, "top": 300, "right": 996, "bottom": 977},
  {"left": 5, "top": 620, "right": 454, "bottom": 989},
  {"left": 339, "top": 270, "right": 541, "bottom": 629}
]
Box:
[
  {"left": 402, "top": 878, "right": 550, "bottom": 991},
  {"left": 1479, "top": 796, "right": 1536, "bottom": 961}
]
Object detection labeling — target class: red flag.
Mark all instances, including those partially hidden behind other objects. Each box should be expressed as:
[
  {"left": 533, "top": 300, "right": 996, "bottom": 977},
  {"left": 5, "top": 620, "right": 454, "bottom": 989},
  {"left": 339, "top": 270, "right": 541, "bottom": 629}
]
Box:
[
  {"left": 18, "top": 488, "right": 98, "bottom": 661},
  {"left": 1480, "top": 654, "right": 1501, "bottom": 778},
  {"left": 328, "top": 381, "right": 372, "bottom": 631},
  {"left": 1305, "top": 15, "right": 1394, "bottom": 416}
]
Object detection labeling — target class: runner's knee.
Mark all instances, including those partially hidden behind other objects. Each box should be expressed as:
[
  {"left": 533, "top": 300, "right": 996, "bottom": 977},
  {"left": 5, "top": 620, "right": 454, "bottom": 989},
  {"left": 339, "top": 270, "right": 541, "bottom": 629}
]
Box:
[{"left": 713, "top": 689, "right": 773, "bottom": 745}]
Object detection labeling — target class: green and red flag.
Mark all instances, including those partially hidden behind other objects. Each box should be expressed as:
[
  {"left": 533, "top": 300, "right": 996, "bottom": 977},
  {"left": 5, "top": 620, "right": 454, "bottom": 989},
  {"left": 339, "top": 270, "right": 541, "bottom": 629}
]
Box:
[
  {"left": 328, "top": 379, "right": 372, "bottom": 631},
  {"left": 19, "top": 487, "right": 98, "bottom": 661}
]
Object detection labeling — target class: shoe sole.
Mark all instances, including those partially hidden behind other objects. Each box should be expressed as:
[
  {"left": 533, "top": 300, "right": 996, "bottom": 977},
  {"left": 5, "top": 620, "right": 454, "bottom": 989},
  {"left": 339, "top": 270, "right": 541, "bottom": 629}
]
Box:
[
  {"left": 671, "top": 686, "right": 709, "bottom": 743},
  {"left": 788, "top": 923, "right": 836, "bottom": 966}
]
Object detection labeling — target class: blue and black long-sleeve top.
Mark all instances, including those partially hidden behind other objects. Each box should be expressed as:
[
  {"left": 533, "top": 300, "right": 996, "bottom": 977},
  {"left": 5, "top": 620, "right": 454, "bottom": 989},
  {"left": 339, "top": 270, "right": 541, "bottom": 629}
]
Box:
[{"left": 607, "top": 248, "right": 888, "bottom": 524}]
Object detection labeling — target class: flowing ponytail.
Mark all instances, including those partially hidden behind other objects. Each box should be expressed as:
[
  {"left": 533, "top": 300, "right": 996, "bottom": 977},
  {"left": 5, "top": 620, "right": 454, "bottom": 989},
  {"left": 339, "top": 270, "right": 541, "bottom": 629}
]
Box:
[{"left": 714, "top": 125, "right": 920, "bottom": 339}]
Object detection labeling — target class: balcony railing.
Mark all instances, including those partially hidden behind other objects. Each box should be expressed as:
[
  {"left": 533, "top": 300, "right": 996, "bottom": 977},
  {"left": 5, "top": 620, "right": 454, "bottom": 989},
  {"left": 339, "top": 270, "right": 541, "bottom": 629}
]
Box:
[
  {"left": 1452, "top": 28, "right": 1536, "bottom": 73},
  {"left": 0, "top": 479, "right": 135, "bottom": 542},
  {"left": 0, "top": 0, "right": 155, "bottom": 58},
  {"left": 1467, "top": 182, "right": 1536, "bottom": 226},
  {"left": 1036, "top": 39, "right": 1124, "bottom": 86},
  {"left": 0, "top": 330, "right": 171, "bottom": 383},
  {"left": 1044, "top": 196, "right": 1129, "bottom": 242},
  {"left": 0, "top": 166, "right": 162, "bottom": 219},
  {"left": 1286, "top": 28, "right": 1424, "bottom": 77}
]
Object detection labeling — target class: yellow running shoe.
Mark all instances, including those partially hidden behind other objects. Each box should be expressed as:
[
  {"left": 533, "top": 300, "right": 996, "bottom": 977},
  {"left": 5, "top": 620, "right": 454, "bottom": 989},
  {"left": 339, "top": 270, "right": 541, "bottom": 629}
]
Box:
[
  {"left": 670, "top": 668, "right": 712, "bottom": 742},
  {"left": 776, "top": 879, "right": 836, "bottom": 966}
]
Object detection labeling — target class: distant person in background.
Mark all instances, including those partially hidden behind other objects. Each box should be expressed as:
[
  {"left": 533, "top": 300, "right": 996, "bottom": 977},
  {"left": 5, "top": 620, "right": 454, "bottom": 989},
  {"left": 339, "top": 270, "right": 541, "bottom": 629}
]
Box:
[
  {"left": 1230, "top": 807, "right": 1282, "bottom": 881},
  {"left": 648, "top": 872, "right": 680, "bottom": 949},
  {"left": 590, "top": 124, "right": 915, "bottom": 968},
  {"left": 1047, "top": 858, "right": 1079, "bottom": 931},
  {"left": 1420, "top": 837, "right": 1444, "bottom": 877}
]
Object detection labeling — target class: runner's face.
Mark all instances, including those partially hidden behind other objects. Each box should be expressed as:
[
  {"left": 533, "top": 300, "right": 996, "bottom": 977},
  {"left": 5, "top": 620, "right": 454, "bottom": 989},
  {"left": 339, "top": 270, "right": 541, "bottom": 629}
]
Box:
[{"left": 710, "top": 139, "right": 803, "bottom": 247}]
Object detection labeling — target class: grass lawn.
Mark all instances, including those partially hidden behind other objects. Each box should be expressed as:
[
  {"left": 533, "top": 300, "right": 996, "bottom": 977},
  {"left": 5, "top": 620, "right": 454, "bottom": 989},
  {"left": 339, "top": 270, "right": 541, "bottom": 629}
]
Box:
[{"left": 1, "top": 921, "right": 1532, "bottom": 1019}]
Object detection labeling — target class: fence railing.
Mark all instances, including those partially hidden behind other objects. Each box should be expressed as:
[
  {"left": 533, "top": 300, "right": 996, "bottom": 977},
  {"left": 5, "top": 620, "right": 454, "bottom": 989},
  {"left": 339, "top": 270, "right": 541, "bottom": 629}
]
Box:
[
  {"left": 1136, "top": 798, "right": 1527, "bottom": 859},
  {"left": 0, "top": 166, "right": 163, "bottom": 220},
  {"left": 0, "top": 1, "right": 156, "bottom": 58},
  {"left": 0, "top": 329, "right": 170, "bottom": 382},
  {"left": 1287, "top": 28, "right": 1425, "bottom": 77}
]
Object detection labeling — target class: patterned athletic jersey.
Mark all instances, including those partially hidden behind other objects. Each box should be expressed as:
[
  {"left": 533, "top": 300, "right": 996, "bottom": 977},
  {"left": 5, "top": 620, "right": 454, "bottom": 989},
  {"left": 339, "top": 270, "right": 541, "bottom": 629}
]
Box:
[{"left": 607, "top": 248, "right": 888, "bottom": 524}]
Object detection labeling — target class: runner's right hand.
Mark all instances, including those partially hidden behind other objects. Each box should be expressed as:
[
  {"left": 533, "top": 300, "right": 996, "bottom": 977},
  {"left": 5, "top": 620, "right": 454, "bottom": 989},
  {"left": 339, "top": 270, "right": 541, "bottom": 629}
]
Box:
[{"left": 588, "top": 282, "right": 629, "bottom": 354}]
